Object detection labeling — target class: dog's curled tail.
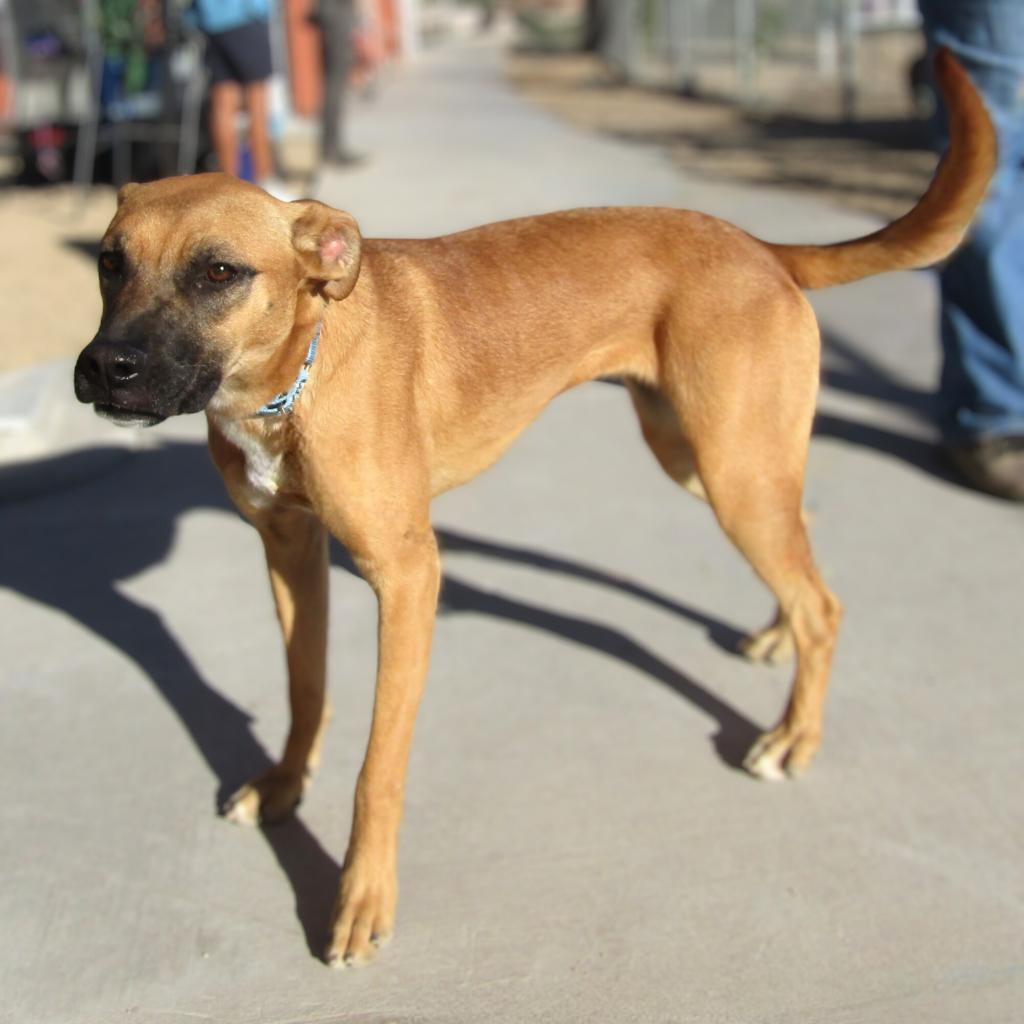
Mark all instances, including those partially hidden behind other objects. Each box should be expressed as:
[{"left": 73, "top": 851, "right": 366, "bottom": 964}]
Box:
[{"left": 768, "top": 49, "right": 997, "bottom": 291}]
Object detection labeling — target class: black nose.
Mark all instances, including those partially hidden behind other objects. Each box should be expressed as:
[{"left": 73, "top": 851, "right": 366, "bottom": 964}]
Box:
[{"left": 74, "top": 340, "right": 147, "bottom": 401}]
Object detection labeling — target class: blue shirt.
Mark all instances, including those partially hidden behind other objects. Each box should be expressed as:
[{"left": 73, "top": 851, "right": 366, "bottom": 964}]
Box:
[{"left": 191, "top": 0, "right": 271, "bottom": 35}]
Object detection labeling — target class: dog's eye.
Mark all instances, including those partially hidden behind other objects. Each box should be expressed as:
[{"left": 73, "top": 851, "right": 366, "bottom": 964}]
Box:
[
  {"left": 206, "top": 262, "right": 237, "bottom": 285},
  {"left": 99, "top": 251, "right": 123, "bottom": 275}
]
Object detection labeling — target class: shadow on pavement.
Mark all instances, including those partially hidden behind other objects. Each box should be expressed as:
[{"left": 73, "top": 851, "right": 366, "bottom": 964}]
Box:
[
  {"left": 0, "top": 441, "right": 340, "bottom": 959},
  {"left": 822, "top": 328, "right": 936, "bottom": 420},
  {"left": 606, "top": 118, "right": 932, "bottom": 210},
  {"left": 0, "top": 437, "right": 761, "bottom": 958},
  {"left": 508, "top": 51, "right": 933, "bottom": 219},
  {"left": 817, "top": 328, "right": 968, "bottom": 486},
  {"left": 434, "top": 531, "right": 758, "bottom": 767}
]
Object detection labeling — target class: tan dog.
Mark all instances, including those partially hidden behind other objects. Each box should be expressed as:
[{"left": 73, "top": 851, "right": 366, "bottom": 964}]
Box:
[{"left": 74, "top": 52, "right": 994, "bottom": 967}]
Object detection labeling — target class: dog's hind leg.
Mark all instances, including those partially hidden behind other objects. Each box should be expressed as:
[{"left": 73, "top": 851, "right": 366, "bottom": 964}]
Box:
[
  {"left": 705, "top": 467, "right": 841, "bottom": 779},
  {"left": 659, "top": 304, "right": 840, "bottom": 778},
  {"left": 627, "top": 378, "right": 795, "bottom": 663},
  {"left": 626, "top": 379, "right": 708, "bottom": 501},
  {"left": 680, "top": 405, "right": 838, "bottom": 772}
]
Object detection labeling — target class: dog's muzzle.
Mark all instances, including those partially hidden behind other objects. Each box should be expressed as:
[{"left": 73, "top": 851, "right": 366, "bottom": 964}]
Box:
[
  {"left": 74, "top": 338, "right": 166, "bottom": 427},
  {"left": 74, "top": 334, "right": 222, "bottom": 427}
]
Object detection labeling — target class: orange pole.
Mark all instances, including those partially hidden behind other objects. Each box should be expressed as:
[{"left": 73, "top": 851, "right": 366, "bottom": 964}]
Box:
[{"left": 284, "top": 0, "right": 323, "bottom": 116}]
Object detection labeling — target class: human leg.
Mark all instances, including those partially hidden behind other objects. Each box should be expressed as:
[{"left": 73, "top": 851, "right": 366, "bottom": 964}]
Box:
[
  {"left": 244, "top": 79, "right": 273, "bottom": 182},
  {"left": 209, "top": 81, "right": 241, "bottom": 176},
  {"left": 320, "top": 4, "right": 355, "bottom": 163},
  {"left": 919, "top": 0, "right": 1024, "bottom": 496}
]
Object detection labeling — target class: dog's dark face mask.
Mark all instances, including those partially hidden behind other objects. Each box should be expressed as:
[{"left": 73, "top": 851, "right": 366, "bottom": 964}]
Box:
[
  {"left": 74, "top": 175, "right": 362, "bottom": 427},
  {"left": 74, "top": 206, "right": 260, "bottom": 427},
  {"left": 74, "top": 290, "right": 228, "bottom": 428}
]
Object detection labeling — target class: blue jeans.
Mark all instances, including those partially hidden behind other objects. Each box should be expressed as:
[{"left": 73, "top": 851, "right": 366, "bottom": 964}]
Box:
[{"left": 919, "top": 0, "right": 1024, "bottom": 442}]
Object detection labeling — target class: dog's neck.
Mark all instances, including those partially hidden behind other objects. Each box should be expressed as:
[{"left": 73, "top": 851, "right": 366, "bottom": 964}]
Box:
[
  {"left": 207, "top": 306, "right": 328, "bottom": 427},
  {"left": 204, "top": 298, "right": 351, "bottom": 507},
  {"left": 249, "top": 320, "right": 322, "bottom": 419}
]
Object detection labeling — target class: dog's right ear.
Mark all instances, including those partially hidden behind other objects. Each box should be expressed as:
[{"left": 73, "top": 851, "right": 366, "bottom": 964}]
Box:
[{"left": 291, "top": 200, "right": 363, "bottom": 301}]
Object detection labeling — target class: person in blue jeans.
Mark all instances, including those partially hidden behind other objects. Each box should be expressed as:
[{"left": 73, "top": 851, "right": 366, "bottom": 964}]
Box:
[{"left": 919, "top": 0, "right": 1024, "bottom": 499}]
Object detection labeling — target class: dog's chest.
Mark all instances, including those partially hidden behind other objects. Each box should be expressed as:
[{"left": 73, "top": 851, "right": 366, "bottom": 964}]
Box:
[{"left": 220, "top": 419, "right": 286, "bottom": 505}]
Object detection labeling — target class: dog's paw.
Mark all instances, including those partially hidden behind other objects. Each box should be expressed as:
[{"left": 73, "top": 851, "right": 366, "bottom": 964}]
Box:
[
  {"left": 324, "top": 860, "right": 397, "bottom": 969},
  {"left": 222, "top": 769, "right": 307, "bottom": 826},
  {"left": 738, "top": 621, "right": 794, "bottom": 665},
  {"left": 743, "top": 723, "right": 820, "bottom": 780}
]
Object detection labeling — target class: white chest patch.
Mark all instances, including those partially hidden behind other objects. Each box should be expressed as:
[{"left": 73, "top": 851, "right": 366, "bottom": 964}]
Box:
[{"left": 219, "top": 418, "right": 284, "bottom": 505}]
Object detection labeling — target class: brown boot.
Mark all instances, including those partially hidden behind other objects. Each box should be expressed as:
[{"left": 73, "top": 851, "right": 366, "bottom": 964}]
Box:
[{"left": 947, "top": 436, "right": 1024, "bottom": 500}]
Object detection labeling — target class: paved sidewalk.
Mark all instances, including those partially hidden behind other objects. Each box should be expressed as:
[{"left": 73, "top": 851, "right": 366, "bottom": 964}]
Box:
[{"left": 2, "top": 38, "right": 1022, "bottom": 1024}]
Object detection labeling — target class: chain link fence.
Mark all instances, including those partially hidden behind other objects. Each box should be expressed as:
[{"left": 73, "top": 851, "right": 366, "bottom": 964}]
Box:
[{"left": 593, "top": 0, "right": 923, "bottom": 118}]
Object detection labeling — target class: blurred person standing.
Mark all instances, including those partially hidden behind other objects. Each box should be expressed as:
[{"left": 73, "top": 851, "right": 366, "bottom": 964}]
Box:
[
  {"left": 312, "top": 0, "right": 363, "bottom": 166},
  {"left": 191, "top": 0, "right": 291, "bottom": 196},
  {"left": 476, "top": 0, "right": 499, "bottom": 32},
  {"left": 919, "top": 0, "right": 1024, "bottom": 499}
]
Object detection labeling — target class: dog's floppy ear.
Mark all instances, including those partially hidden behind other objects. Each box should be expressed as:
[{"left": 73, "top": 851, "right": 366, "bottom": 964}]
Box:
[{"left": 291, "top": 200, "right": 363, "bottom": 301}]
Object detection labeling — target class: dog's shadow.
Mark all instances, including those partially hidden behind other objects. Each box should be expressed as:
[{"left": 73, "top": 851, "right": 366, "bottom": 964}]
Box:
[{"left": 0, "top": 439, "right": 758, "bottom": 959}]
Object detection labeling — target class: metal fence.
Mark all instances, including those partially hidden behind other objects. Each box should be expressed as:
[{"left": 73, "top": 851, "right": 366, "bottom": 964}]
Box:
[{"left": 594, "top": 0, "right": 922, "bottom": 117}]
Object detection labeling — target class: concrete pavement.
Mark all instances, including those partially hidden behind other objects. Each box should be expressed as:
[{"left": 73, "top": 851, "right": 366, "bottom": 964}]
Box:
[{"left": 1, "top": 37, "right": 1022, "bottom": 1024}]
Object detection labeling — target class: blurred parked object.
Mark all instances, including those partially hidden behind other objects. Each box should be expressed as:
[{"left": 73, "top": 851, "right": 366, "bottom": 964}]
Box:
[
  {"left": 75, "top": 0, "right": 204, "bottom": 185},
  {"left": 0, "top": 0, "right": 203, "bottom": 186},
  {"left": 0, "top": 0, "right": 89, "bottom": 183}
]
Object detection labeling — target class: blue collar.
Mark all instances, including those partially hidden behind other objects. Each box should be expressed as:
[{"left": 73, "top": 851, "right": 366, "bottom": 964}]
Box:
[{"left": 251, "top": 322, "right": 322, "bottom": 418}]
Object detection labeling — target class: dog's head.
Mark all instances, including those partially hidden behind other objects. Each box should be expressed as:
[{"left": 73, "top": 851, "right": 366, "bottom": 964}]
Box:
[{"left": 74, "top": 173, "right": 361, "bottom": 426}]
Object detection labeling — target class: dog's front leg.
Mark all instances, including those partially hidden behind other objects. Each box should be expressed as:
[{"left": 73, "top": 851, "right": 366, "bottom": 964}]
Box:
[
  {"left": 223, "top": 506, "right": 330, "bottom": 824},
  {"left": 326, "top": 523, "right": 441, "bottom": 968}
]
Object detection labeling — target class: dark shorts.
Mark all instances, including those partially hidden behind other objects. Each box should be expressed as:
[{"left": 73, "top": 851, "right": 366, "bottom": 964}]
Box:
[{"left": 205, "top": 20, "right": 273, "bottom": 85}]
